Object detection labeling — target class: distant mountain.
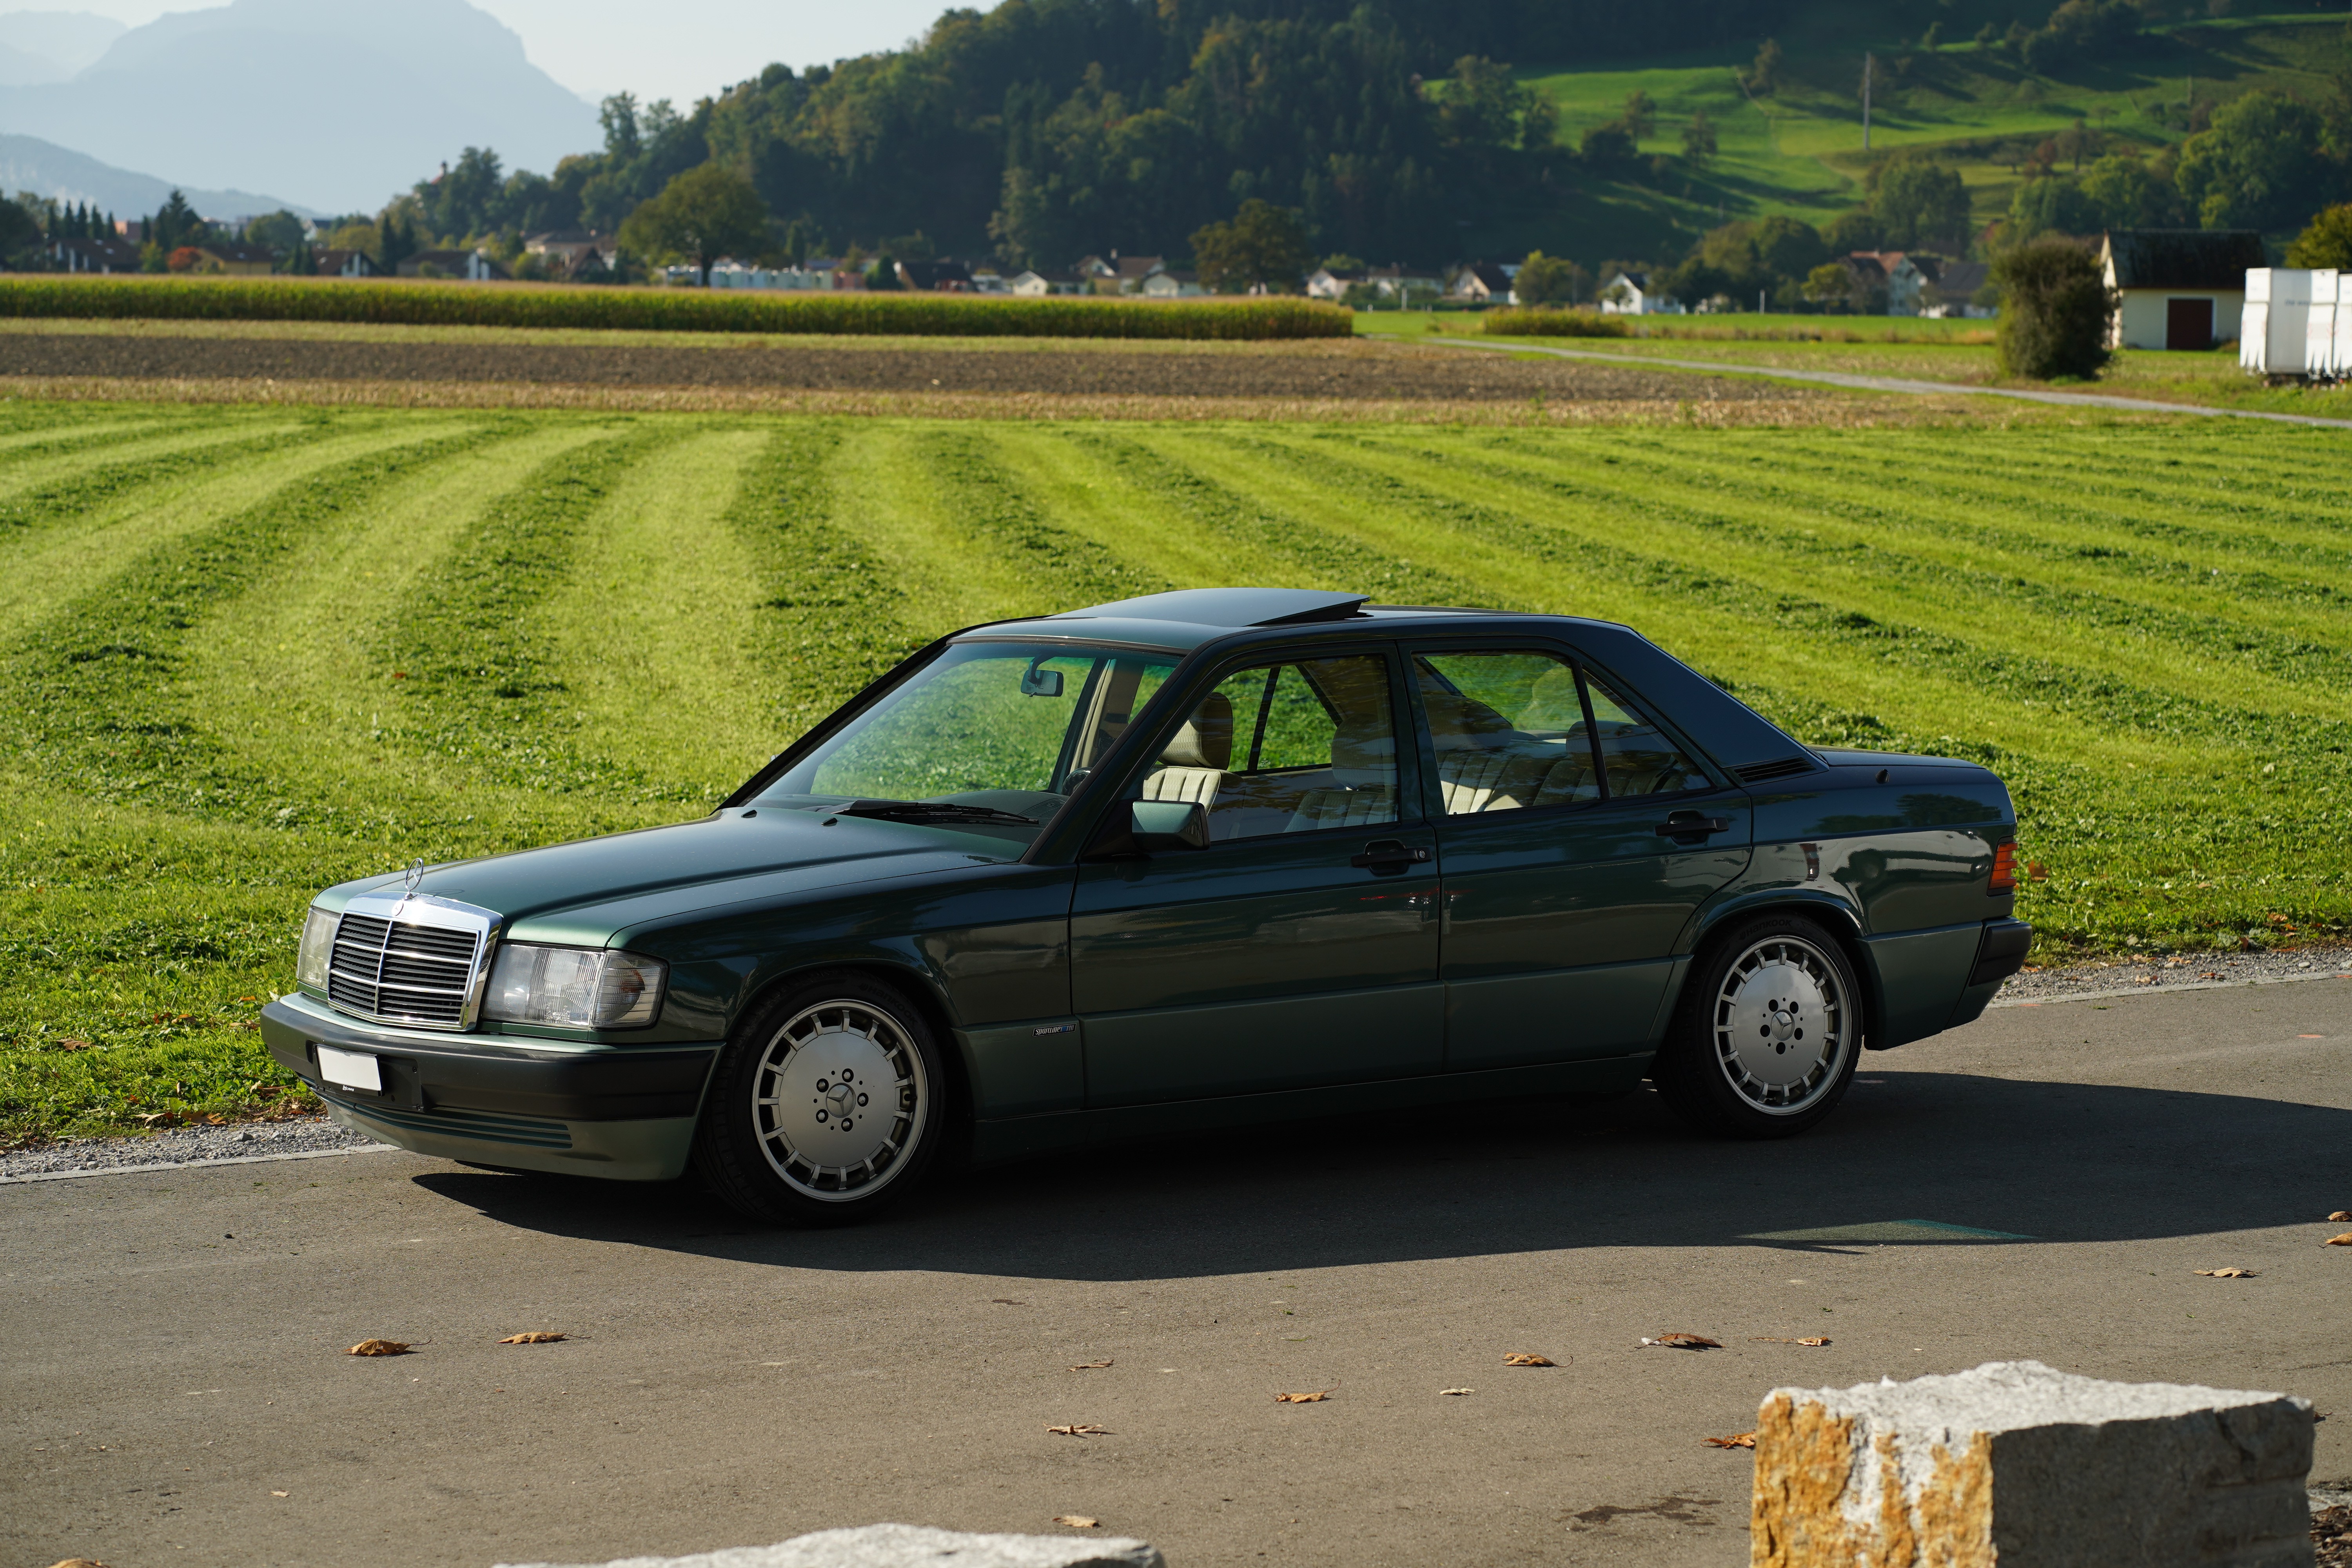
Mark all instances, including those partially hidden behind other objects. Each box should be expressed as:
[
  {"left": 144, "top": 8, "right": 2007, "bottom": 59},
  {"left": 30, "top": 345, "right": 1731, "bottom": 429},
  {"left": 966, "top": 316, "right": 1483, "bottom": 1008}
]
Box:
[
  {"left": 0, "top": 131, "right": 310, "bottom": 219},
  {"left": 0, "top": 0, "right": 597, "bottom": 213},
  {"left": 0, "top": 11, "right": 123, "bottom": 87}
]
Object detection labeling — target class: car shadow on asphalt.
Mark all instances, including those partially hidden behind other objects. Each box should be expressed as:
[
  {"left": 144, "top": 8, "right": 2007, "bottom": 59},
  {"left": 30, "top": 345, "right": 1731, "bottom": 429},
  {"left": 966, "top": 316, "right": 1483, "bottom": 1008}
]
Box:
[{"left": 408, "top": 1069, "right": 2352, "bottom": 1281}]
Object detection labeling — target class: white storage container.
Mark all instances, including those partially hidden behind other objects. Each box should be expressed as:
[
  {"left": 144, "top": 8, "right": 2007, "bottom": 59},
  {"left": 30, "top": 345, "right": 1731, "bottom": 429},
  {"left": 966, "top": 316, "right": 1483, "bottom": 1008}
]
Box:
[{"left": 2241, "top": 268, "right": 2311, "bottom": 374}]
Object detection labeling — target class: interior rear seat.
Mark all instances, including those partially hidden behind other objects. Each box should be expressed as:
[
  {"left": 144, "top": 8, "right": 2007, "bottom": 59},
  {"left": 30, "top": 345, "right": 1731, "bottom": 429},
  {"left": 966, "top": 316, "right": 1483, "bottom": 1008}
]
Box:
[
  {"left": 1287, "top": 732, "right": 1396, "bottom": 831},
  {"left": 1138, "top": 692, "right": 1232, "bottom": 806}
]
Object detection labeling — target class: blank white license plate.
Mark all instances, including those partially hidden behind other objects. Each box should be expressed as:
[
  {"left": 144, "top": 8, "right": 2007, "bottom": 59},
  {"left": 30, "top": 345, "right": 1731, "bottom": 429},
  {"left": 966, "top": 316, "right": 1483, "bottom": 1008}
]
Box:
[{"left": 316, "top": 1044, "right": 382, "bottom": 1093}]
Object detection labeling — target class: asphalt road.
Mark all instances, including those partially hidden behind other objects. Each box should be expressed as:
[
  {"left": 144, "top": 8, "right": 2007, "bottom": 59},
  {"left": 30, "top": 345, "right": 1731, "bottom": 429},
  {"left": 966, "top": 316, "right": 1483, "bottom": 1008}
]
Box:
[{"left": 6, "top": 981, "right": 2348, "bottom": 1568}]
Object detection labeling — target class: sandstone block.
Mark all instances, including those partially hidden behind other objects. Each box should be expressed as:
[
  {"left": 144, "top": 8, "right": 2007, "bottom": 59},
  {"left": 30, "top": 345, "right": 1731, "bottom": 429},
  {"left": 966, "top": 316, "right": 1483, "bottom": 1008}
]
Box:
[
  {"left": 496, "top": 1523, "right": 1164, "bottom": 1568},
  {"left": 1751, "top": 1359, "right": 2314, "bottom": 1567}
]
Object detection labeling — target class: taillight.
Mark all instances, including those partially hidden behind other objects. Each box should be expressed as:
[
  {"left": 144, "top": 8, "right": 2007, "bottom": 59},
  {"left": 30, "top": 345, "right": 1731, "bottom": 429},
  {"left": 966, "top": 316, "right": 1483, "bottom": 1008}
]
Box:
[{"left": 1989, "top": 841, "right": 2017, "bottom": 894}]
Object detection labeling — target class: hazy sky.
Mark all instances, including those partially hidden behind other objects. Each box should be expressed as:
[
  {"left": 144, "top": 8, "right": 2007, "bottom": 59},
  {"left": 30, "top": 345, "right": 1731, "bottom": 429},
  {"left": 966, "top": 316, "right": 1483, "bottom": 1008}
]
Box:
[{"left": 60, "top": 0, "right": 969, "bottom": 105}]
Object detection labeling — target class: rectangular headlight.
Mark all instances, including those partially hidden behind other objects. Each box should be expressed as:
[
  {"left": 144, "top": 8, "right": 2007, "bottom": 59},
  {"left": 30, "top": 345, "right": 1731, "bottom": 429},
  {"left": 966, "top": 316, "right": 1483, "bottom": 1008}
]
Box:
[
  {"left": 483, "top": 944, "right": 666, "bottom": 1030},
  {"left": 297, "top": 906, "right": 338, "bottom": 993}
]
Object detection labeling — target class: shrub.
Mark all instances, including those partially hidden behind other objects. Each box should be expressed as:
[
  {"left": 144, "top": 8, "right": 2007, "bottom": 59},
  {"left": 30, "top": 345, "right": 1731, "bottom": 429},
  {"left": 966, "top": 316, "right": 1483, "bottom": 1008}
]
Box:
[
  {"left": 0, "top": 276, "right": 1353, "bottom": 340},
  {"left": 1993, "top": 238, "right": 2114, "bottom": 380},
  {"left": 2284, "top": 203, "right": 2352, "bottom": 270},
  {"left": 1481, "top": 309, "right": 1631, "bottom": 338}
]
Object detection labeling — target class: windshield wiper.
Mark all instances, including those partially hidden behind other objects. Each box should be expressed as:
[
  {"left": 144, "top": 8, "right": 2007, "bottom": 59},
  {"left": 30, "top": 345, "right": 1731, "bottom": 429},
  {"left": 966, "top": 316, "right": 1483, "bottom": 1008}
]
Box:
[{"left": 834, "top": 799, "right": 1039, "bottom": 826}]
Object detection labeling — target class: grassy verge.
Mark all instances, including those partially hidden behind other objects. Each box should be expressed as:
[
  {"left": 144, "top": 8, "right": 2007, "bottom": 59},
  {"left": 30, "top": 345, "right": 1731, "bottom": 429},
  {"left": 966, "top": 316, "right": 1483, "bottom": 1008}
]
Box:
[
  {"left": 0, "top": 276, "right": 1351, "bottom": 340},
  {"left": 5, "top": 403, "right": 2348, "bottom": 1141}
]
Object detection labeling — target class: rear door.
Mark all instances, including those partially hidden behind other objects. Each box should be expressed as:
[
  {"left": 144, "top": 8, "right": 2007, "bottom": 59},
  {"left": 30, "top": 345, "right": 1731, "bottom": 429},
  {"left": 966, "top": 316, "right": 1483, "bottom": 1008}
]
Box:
[
  {"left": 1069, "top": 645, "right": 1444, "bottom": 1107},
  {"left": 1407, "top": 646, "right": 1752, "bottom": 1072}
]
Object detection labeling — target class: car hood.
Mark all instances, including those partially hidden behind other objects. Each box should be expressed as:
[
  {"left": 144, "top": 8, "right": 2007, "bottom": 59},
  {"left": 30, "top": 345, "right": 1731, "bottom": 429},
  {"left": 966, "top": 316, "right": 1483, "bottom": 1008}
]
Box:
[{"left": 323, "top": 810, "right": 1023, "bottom": 949}]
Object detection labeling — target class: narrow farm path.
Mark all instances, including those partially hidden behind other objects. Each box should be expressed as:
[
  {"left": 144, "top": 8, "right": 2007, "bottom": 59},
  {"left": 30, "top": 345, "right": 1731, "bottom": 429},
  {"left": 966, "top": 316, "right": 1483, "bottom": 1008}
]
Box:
[{"left": 1452, "top": 338, "right": 2352, "bottom": 429}]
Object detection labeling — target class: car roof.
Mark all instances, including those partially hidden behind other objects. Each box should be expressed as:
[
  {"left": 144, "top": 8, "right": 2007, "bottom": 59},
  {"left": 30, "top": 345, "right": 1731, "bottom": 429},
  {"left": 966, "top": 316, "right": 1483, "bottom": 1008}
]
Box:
[{"left": 960, "top": 587, "right": 1566, "bottom": 653}]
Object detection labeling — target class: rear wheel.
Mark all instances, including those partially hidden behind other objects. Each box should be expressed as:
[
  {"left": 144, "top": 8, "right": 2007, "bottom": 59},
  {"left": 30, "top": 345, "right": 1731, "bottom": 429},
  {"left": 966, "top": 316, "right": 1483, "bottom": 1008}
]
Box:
[
  {"left": 1652, "top": 914, "right": 1860, "bottom": 1139},
  {"left": 693, "top": 972, "right": 947, "bottom": 1226}
]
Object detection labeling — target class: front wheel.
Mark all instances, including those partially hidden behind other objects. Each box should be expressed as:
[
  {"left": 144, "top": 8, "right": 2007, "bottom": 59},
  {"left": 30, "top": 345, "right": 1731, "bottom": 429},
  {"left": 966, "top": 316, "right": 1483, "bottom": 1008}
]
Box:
[
  {"left": 693, "top": 972, "right": 947, "bottom": 1226},
  {"left": 1652, "top": 915, "right": 1861, "bottom": 1139}
]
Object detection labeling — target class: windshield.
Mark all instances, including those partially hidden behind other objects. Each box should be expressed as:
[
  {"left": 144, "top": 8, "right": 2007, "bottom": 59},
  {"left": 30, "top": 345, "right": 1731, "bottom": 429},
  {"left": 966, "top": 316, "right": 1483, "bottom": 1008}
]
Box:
[{"left": 753, "top": 641, "right": 1181, "bottom": 840}]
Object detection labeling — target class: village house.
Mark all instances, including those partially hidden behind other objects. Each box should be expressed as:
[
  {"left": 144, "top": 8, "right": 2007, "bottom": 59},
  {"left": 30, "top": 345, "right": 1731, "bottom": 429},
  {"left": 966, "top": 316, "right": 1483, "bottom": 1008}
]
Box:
[
  {"left": 1597, "top": 270, "right": 1684, "bottom": 315},
  {"left": 312, "top": 248, "right": 383, "bottom": 278},
  {"left": 1077, "top": 254, "right": 1166, "bottom": 294},
  {"left": 896, "top": 259, "right": 974, "bottom": 291},
  {"left": 1305, "top": 265, "right": 1361, "bottom": 301},
  {"left": 1449, "top": 261, "right": 1516, "bottom": 303},
  {"left": 49, "top": 234, "right": 141, "bottom": 272},
  {"left": 524, "top": 231, "right": 617, "bottom": 273},
  {"left": 1140, "top": 269, "right": 1205, "bottom": 298},
  {"left": 1844, "top": 252, "right": 1937, "bottom": 315},
  {"left": 187, "top": 241, "right": 274, "bottom": 275},
  {"left": 1924, "top": 260, "right": 1991, "bottom": 318},
  {"left": 1367, "top": 264, "right": 1444, "bottom": 304},
  {"left": 1010, "top": 269, "right": 1087, "bottom": 296},
  {"left": 397, "top": 249, "right": 509, "bottom": 281},
  {"left": 2100, "top": 229, "right": 2265, "bottom": 351}
]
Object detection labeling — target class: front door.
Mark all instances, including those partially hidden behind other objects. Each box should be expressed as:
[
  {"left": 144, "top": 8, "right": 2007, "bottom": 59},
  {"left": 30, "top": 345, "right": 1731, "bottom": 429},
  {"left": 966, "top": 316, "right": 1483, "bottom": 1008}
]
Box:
[
  {"left": 1408, "top": 648, "right": 1753, "bottom": 1072},
  {"left": 2165, "top": 297, "right": 2214, "bottom": 352},
  {"left": 1071, "top": 647, "right": 1444, "bottom": 1107}
]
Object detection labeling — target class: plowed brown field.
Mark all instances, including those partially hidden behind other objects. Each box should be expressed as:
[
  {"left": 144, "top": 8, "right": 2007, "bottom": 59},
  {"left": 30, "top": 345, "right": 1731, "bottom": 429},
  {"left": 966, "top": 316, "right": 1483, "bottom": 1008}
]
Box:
[{"left": 0, "top": 330, "right": 1813, "bottom": 403}]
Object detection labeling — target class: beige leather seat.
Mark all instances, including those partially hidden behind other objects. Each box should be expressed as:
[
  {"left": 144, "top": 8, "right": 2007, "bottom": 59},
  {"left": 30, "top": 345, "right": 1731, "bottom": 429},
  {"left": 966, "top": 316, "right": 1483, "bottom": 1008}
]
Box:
[
  {"left": 1287, "top": 732, "right": 1396, "bottom": 832},
  {"left": 1140, "top": 693, "right": 1232, "bottom": 806}
]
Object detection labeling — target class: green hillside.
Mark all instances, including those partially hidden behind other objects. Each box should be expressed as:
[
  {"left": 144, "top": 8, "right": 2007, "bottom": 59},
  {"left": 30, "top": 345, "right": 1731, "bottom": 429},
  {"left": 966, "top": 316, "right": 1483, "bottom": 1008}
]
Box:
[{"left": 1501, "top": 11, "right": 2352, "bottom": 267}]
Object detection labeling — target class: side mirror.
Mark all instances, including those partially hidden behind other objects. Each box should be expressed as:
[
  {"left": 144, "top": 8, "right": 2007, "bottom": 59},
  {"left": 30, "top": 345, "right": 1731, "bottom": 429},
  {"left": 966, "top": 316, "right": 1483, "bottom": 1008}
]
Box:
[
  {"left": 1020, "top": 661, "right": 1064, "bottom": 698},
  {"left": 1128, "top": 800, "right": 1209, "bottom": 852}
]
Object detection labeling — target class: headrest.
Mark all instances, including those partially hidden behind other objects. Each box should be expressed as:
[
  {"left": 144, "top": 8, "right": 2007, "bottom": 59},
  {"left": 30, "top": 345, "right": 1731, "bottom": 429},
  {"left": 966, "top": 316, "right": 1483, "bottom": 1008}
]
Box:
[
  {"left": 1329, "top": 730, "right": 1396, "bottom": 788},
  {"left": 1160, "top": 692, "right": 1233, "bottom": 770}
]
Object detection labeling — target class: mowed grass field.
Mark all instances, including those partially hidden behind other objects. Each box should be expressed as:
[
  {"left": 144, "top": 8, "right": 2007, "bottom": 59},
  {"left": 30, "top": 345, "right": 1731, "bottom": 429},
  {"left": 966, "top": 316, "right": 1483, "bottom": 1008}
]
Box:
[{"left": 3, "top": 400, "right": 2347, "bottom": 1141}]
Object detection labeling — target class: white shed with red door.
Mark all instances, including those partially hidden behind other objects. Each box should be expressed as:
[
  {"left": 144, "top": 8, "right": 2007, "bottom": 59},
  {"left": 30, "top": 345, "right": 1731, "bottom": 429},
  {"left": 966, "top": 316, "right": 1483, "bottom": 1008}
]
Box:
[{"left": 2101, "top": 229, "right": 2265, "bottom": 352}]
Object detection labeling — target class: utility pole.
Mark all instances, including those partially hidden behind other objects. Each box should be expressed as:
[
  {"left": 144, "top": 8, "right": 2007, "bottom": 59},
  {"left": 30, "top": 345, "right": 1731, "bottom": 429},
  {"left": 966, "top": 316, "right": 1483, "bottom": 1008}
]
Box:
[{"left": 1862, "top": 52, "right": 1875, "bottom": 151}]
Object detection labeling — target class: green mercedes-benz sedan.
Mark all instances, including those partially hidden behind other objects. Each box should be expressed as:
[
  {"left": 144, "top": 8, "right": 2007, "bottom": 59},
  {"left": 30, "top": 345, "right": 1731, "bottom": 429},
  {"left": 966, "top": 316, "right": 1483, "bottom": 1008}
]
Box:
[{"left": 261, "top": 588, "right": 2029, "bottom": 1225}]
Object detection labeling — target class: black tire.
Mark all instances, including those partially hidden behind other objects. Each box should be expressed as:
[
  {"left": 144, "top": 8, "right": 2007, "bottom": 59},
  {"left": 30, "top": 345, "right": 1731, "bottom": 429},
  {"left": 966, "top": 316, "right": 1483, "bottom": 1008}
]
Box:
[
  {"left": 692, "top": 970, "right": 949, "bottom": 1227},
  {"left": 1651, "top": 913, "right": 1862, "bottom": 1140}
]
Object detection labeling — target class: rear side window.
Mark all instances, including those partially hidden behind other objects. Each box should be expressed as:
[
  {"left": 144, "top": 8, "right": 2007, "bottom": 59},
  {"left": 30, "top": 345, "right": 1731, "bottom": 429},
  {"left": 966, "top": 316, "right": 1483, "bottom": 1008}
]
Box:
[
  {"left": 1584, "top": 673, "right": 1709, "bottom": 797},
  {"left": 1412, "top": 651, "right": 1709, "bottom": 814}
]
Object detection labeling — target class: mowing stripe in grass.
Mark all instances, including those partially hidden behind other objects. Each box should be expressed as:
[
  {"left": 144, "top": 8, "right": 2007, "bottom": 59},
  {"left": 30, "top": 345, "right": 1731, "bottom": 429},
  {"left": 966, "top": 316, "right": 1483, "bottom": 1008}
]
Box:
[
  {"left": 0, "top": 418, "right": 328, "bottom": 539},
  {"left": 728, "top": 424, "right": 924, "bottom": 739},
  {"left": 1329, "top": 430, "right": 2352, "bottom": 720},
  {"left": 1073, "top": 429, "right": 1486, "bottom": 607},
  {"left": 180, "top": 419, "right": 640, "bottom": 855},
  {"left": 0, "top": 418, "right": 456, "bottom": 654},
  {"left": 916, "top": 427, "right": 1167, "bottom": 616},
  {"left": 1, "top": 420, "right": 501, "bottom": 820},
  {"left": 984, "top": 427, "right": 1244, "bottom": 591},
  {"left": 376, "top": 421, "right": 703, "bottom": 806},
  {"left": 542, "top": 425, "right": 778, "bottom": 799},
  {"left": 821, "top": 426, "right": 1022, "bottom": 635},
  {"left": 1555, "top": 430, "right": 2352, "bottom": 627}
]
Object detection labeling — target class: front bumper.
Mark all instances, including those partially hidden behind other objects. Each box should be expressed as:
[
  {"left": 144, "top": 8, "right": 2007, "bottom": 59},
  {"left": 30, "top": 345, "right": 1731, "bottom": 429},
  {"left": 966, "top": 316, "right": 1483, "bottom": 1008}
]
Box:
[{"left": 262, "top": 993, "right": 718, "bottom": 1181}]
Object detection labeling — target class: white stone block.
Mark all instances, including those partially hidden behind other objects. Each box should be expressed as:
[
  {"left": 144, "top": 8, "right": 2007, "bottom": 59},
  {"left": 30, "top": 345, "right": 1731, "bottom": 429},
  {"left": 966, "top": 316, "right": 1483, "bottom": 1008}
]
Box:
[
  {"left": 1751, "top": 1359, "right": 2313, "bottom": 1567},
  {"left": 496, "top": 1522, "right": 1165, "bottom": 1568}
]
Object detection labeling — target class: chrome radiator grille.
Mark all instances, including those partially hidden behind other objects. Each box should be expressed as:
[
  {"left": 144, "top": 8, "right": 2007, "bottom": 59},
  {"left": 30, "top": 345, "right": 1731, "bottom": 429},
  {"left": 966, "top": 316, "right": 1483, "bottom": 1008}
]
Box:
[{"left": 327, "top": 906, "right": 488, "bottom": 1029}]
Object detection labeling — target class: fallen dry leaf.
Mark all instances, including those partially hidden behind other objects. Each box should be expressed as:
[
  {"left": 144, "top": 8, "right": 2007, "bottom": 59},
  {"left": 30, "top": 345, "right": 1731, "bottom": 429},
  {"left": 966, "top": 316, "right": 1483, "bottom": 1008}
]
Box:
[
  {"left": 1273, "top": 1389, "right": 1331, "bottom": 1403},
  {"left": 1641, "top": 1334, "right": 1722, "bottom": 1350},
  {"left": 497, "top": 1332, "right": 566, "bottom": 1345},
  {"left": 1798, "top": 1337, "right": 1831, "bottom": 1347},
  {"left": 270, "top": 1490, "right": 289, "bottom": 1497},
  {"left": 2327, "top": 1234, "right": 2352, "bottom": 1248},
  {"left": 345, "top": 1339, "right": 411, "bottom": 1356},
  {"left": 1502, "top": 1353, "right": 1556, "bottom": 1367},
  {"left": 1704, "top": 1432, "right": 1758, "bottom": 1450},
  {"left": 1045, "top": 1423, "right": 1109, "bottom": 1436},
  {"left": 1069, "top": 1359, "right": 1113, "bottom": 1371},
  {"left": 2330, "top": 1211, "right": 2350, "bottom": 1222},
  {"left": 1746, "top": 1337, "right": 1831, "bottom": 1347},
  {"left": 2193, "top": 1268, "right": 2258, "bottom": 1278},
  {"left": 1439, "top": 1387, "right": 1474, "bottom": 1396},
  {"left": 48, "top": 1559, "right": 110, "bottom": 1568},
  {"left": 1051, "top": 1516, "right": 1100, "bottom": 1529}
]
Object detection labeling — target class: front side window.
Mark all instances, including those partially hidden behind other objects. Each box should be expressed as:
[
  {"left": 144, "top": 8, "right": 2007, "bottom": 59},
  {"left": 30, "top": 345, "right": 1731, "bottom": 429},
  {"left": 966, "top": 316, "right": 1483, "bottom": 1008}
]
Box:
[
  {"left": 755, "top": 641, "right": 1178, "bottom": 838},
  {"left": 1413, "top": 650, "right": 1708, "bottom": 815},
  {"left": 1125, "top": 653, "right": 1400, "bottom": 841}
]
